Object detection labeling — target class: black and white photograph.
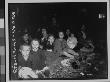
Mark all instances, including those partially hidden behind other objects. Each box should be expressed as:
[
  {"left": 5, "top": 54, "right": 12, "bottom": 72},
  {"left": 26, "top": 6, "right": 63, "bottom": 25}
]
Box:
[{"left": 7, "top": 1, "right": 109, "bottom": 80}]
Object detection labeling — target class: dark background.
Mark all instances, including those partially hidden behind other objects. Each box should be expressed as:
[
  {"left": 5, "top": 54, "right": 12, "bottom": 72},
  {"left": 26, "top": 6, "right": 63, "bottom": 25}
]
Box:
[
  {"left": 0, "top": 0, "right": 4, "bottom": 18},
  {"left": 8, "top": 3, "right": 108, "bottom": 79},
  {"left": 9, "top": 2, "right": 107, "bottom": 41}
]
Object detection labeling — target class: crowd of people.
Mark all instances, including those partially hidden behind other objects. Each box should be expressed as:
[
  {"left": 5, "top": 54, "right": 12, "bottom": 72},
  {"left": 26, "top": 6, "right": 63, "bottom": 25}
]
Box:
[{"left": 16, "top": 25, "right": 97, "bottom": 79}]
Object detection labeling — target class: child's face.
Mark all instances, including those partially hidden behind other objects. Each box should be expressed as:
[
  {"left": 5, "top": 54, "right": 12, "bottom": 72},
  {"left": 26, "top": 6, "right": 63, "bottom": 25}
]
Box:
[
  {"left": 59, "top": 32, "right": 64, "bottom": 39},
  {"left": 48, "top": 36, "right": 54, "bottom": 43},
  {"left": 31, "top": 40, "right": 39, "bottom": 49},
  {"left": 67, "top": 39, "right": 75, "bottom": 49},
  {"left": 21, "top": 46, "right": 30, "bottom": 56}
]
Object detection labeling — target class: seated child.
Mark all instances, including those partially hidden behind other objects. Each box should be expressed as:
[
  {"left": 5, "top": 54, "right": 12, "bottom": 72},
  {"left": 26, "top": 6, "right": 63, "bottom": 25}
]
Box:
[
  {"left": 62, "top": 37, "right": 79, "bottom": 59},
  {"left": 47, "top": 37, "right": 80, "bottom": 77},
  {"left": 47, "top": 32, "right": 78, "bottom": 67},
  {"left": 18, "top": 44, "right": 38, "bottom": 79},
  {"left": 60, "top": 37, "right": 79, "bottom": 68},
  {"left": 46, "top": 34, "right": 55, "bottom": 52},
  {"left": 54, "top": 31, "right": 68, "bottom": 56},
  {"left": 30, "top": 39, "right": 49, "bottom": 78}
]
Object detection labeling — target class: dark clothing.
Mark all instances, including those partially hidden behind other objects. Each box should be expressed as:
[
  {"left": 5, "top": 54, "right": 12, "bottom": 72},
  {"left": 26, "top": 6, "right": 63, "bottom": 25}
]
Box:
[
  {"left": 17, "top": 50, "right": 49, "bottom": 79},
  {"left": 65, "top": 34, "right": 71, "bottom": 40},
  {"left": 44, "top": 51, "right": 59, "bottom": 66},
  {"left": 30, "top": 49, "right": 46, "bottom": 70},
  {"left": 18, "top": 35, "right": 32, "bottom": 45},
  {"left": 18, "top": 53, "right": 33, "bottom": 69},
  {"left": 54, "top": 39, "right": 68, "bottom": 56},
  {"left": 18, "top": 49, "right": 46, "bottom": 71},
  {"left": 46, "top": 42, "right": 54, "bottom": 51},
  {"left": 40, "top": 38, "right": 48, "bottom": 50}
]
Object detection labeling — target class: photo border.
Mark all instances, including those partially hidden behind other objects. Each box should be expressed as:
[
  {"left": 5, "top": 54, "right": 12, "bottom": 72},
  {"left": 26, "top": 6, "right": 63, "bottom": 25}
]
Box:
[{"left": 5, "top": 0, "right": 110, "bottom": 82}]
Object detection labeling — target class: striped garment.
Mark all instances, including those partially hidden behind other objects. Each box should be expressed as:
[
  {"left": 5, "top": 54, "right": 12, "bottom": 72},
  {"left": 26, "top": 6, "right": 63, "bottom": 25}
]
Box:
[{"left": 0, "top": 18, "right": 5, "bottom": 82}]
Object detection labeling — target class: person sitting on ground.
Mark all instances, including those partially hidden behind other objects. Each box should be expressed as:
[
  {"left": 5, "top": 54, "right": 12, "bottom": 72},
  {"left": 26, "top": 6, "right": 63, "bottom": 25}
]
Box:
[
  {"left": 69, "top": 33, "right": 79, "bottom": 51},
  {"left": 17, "top": 44, "right": 38, "bottom": 79},
  {"left": 48, "top": 33, "right": 79, "bottom": 70},
  {"left": 63, "top": 37, "right": 79, "bottom": 58},
  {"left": 46, "top": 34, "right": 55, "bottom": 52},
  {"left": 30, "top": 39, "right": 49, "bottom": 78},
  {"left": 54, "top": 31, "right": 68, "bottom": 56},
  {"left": 48, "top": 37, "right": 80, "bottom": 78}
]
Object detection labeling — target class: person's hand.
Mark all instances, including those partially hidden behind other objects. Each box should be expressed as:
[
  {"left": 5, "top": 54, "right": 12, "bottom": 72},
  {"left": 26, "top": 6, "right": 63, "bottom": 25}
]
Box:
[{"left": 39, "top": 45, "right": 43, "bottom": 49}]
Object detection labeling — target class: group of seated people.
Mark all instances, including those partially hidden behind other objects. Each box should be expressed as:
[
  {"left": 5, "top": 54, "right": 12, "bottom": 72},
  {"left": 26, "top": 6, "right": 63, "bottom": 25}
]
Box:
[{"left": 17, "top": 27, "right": 94, "bottom": 79}]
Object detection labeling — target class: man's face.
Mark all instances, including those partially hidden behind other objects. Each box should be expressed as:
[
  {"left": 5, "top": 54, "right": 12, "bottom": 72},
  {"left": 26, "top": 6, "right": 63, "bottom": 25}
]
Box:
[
  {"left": 59, "top": 32, "right": 64, "bottom": 39},
  {"left": 31, "top": 40, "right": 39, "bottom": 50},
  {"left": 21, "top": 46, "right": 30, "bottom": 57}
]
